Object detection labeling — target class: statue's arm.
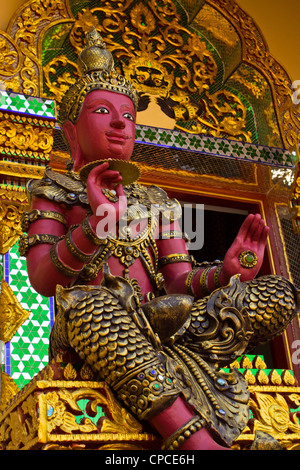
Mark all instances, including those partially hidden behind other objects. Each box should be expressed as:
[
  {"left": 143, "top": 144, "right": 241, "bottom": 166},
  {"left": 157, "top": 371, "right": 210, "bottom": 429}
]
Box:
[
  {"left": 24, "top": 196, "right": 101, "bottom": 297},
  {"left": 24, "top": 196, "right": 72, "bottom": 297},
  {"left": 157, "top": 213, "right": 269, "bottom": 298}
]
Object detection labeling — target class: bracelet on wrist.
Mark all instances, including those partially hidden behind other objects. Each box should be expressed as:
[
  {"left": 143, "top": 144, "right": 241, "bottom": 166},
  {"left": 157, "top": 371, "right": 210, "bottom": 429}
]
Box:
[
  {"left": 185, "top": 267, "right": 201, "bottom": 296},
  {"left": 213, "top": 264, "right": 223, "bottom": 289},
  {"left": 199, "top": 266, "right": 212, "bottom": 296}
]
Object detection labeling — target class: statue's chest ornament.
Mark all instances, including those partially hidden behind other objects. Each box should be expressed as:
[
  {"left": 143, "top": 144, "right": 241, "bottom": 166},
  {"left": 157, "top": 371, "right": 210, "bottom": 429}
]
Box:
[{"left": 79, "top": 184, "right": 180, "bottom": 292}]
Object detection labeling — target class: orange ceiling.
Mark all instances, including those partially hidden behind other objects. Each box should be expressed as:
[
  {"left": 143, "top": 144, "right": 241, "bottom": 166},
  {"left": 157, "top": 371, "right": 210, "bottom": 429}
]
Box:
[{"left": 0, "top": 0, "right": 299, "bottom": 81}]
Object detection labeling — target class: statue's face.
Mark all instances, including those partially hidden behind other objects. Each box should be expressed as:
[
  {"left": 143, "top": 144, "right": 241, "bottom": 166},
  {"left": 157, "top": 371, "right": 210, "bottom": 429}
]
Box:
[{"left": 69, "top": 89, "right": 136, "bottom": 167}]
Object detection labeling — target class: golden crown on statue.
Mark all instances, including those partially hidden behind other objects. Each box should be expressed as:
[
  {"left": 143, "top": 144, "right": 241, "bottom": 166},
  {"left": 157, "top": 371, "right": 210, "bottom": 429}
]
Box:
[{"left": 59, "top": 27, "right": 139, "bottom": 124}]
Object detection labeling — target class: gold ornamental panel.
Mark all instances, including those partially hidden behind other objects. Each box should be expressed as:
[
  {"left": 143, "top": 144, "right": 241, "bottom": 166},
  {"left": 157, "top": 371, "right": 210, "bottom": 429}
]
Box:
[
  {"left": 0, "top": 355, "right": 159, "bottom": 450},
  {"left": 0, "top": 0, "right": 295, "bottom": 148},
  {"left": 0, "top": 278, "right": 30, "bottom": 343},
  {"left": 1, "top": 353, "right": 300, "bottom": 450},
  {"left": 0, "top": 200, "right": 27, "bottom": 254}
]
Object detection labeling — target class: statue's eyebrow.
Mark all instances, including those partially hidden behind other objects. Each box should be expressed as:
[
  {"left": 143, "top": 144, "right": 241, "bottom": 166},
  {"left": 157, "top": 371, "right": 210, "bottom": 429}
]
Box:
[
  {"left": 86, "top": 98, "right": 135, "bottom": 114},
  {"left": 120, "top": 103, "right": 135, "bottom": 115},
  {"left": 86, "top": 98, "right": 111, "bottom": 109}
]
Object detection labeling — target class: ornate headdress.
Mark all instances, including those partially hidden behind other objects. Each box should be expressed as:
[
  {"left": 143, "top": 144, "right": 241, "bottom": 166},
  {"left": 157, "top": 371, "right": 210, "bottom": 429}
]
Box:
[{"left": 59, "top": 28, "right": 139, "bottom": 124}]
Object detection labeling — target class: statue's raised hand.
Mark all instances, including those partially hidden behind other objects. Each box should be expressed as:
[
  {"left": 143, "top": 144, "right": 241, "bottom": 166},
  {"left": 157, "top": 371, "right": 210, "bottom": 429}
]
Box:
[
  {"left": 222, "top": 213, "right": 269, "bottom": 283},
  {"left": 86, "top": 161, "right": 127, "bottom": 238}
]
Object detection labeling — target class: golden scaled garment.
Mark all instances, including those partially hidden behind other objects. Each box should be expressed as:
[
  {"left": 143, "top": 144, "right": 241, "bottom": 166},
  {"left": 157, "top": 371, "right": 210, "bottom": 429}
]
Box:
[{"left": 25, "top": 166, "right": 299, "bottom": 447}]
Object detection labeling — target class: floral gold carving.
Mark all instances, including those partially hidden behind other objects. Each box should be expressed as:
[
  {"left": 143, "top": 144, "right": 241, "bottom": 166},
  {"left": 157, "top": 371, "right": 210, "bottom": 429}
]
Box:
[
  {"left": 39, "top": 391, "right": 99, "bottom": 437},
  {"left": 206, "top": 0, "right": 298, "bottom": 150},
  {"left": 0, "top": 372, "right": 19, "bottom": 412},
  {"left": 0, "top": 357, "right": 157, "bottom": 450},
  {"left": 2, "top": 0, "right": 68, "bottom": 96},
  {"left": 42, "top": 2, "right": 251, "bottom": 142},
  {"left": 251, "top": 393, "right": 300, "bottom": 436},
  {"left": 0, "top": 31, "right": 22, "bottom": 77},
  {"left": 0, "top": 202, "right": 26, "bottom": 254},
  {"left": 43, "top": 56, "right": 78, "bottom": 103},
  {"left": 0, "top": 120, "right": 53, "bottom": 158}
]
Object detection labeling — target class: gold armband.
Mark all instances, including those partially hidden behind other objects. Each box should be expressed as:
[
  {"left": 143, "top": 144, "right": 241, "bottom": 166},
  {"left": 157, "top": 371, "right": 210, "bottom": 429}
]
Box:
[
  {"left": 50, "top": 245, "right": 82, "bottom": 278},
  {"left": 19, "top": 233, "right": 61, "bottom": 257},
  {"left": 65, "top": 226, "right": 95, "bottom": 263},
  {"left": 159, "top": 230, "right": 189, "bottom": 241},
  {"left": 199, "top": 266, "right": 212, "bottom": 296},
  {"left": 21, "top": 209, "right": 67, "bottom": 232},
  {"left": 162, "top": 416, "right": 205, "bottom": 450},
  {"left": 158, "top": 253, "right": 193, "bottom": 269},
  {"left": 185, "top": 267, "right": 201, "bottom": 296},
  {"left": 213, "top": 264, "right": 223, "bottom": 289},
  {"left": 82, "top": 216, "right": 108, "bottom": 246}
]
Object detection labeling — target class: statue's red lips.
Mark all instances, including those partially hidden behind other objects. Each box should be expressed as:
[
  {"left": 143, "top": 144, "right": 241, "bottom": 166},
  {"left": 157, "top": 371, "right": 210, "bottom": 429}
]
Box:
[{"left": 106, "top": 132, "right": 128, "bottom": 142}]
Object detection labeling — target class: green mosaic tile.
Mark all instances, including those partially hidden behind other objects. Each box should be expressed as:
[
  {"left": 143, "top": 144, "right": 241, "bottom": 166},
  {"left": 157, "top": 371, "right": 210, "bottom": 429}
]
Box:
[
  {"left": 216, "top": 140, "right": 231, "bottom": 155},
  {"left": 158, "top": 130, "right": 173, "bottom": 145},
  {"left": 143, "top": 127, "right": 159, "bottom": 142},
  {"left": 135, "top": 125, "right": 295, "bottom": 168},
  {"left": 7, "top": 241, "right": 51, "bottom": 390},
  {"left": 203, "top": 139, "right": 216, "bottom": 152},
  {"left": 0, "top": 90, "right": 56, "bottom": 119},
  {"left": 245, "top": 146, "right": 258, "bottom": 159},
  {"left": 174, "top": 133, "right": 188, "bottom": 147}
]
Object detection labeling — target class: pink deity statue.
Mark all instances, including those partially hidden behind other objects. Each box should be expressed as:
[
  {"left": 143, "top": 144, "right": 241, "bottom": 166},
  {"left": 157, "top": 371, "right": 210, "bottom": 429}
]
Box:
[{"left": 20, "top": 28, "right": 299, "bottom": 450}]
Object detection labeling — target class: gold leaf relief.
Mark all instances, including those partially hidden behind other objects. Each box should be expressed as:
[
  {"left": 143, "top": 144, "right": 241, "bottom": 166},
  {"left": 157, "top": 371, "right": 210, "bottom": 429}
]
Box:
[
  {"left": 101, "top": 383, "right": 143, "bottom": 435},
  {"left": 43, "top": 56, "right": 78, "bottom": 103},
  {"left": 4, "top": 0, "right": 69, "bottom": 96},
  {"left": 251, "top": 392, "right": 300, "bottom": 436},
  {"left": 0, "top": 0, "right": 295, "bottom": 147},
  {"left": 0, "top": 121, "right": 53, "bottom": 154},
  {"left": 38, "top": 2, "right": 251, "bottom": 142},
  {"left": 288, "top": 393, "right": 300, "bottom": 407},
  {"left": 0, "top": 202, "right": 25, "bottom": 255},
  {"left": 0, "top": 372, "right": 19, "bottom": 411},
  {"left": 0, "top": 186, "right": 28, "bottom": 204},
  {"left": 43, "top": 390, "right": 107, "bottom": 435},
  {"left": 0, "top": 32, "right": 22, "bottom": 77},
  {"left": 63, "top": 363, "right": 77, "bottom": 380}
]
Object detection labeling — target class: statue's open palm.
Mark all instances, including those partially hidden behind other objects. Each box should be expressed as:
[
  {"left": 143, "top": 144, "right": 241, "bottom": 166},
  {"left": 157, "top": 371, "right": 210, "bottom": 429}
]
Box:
[{"left": 222, "top": 213, "right": 269, "bottom": 282}]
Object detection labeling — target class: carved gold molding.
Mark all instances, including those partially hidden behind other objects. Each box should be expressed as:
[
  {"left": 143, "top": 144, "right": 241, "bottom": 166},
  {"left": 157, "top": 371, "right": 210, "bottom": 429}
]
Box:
[
  {"left": 0, "top": 160, "right": 46, "bottom": 180},
  {"left": 0, "top": 358, "right": 158, "bottom": 450},
  {"left": 0, "top": 200, "right": 26, "bottom": 254},
  {"left": 0, "top": 118, "right": 54, "bottom": 161},
  {"left": 233, "top": 386, "right": 300, "bottom": 450},
  {"left": 0, "top": 372, "right": 19, "bottom": 412},
  {"left": 0, "top": 185, "right": 28, "bottom": 204}
]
